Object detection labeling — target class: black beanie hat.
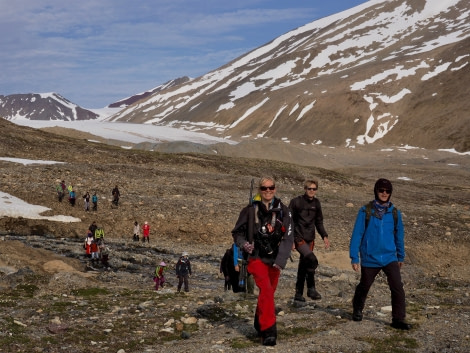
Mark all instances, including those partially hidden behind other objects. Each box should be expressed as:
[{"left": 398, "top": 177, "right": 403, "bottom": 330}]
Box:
[{"left": 374, "top": 178, "right": 393, "bottom": 201}]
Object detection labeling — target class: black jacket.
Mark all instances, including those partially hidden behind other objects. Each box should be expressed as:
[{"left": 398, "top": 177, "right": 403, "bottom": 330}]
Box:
[
  {"left": 176, "top": 257, "right": 191, "bottom": 276},
  {"left": 289, "top": 194, "right": 328, "bottom": 243},
  {"left": 231, "top": 197, "right": 293, "bottom": 269}
]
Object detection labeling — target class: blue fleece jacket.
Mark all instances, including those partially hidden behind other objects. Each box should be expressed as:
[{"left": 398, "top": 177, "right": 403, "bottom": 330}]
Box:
[{"left": 349, "top": 203, "right": 405, "bottom": 267}]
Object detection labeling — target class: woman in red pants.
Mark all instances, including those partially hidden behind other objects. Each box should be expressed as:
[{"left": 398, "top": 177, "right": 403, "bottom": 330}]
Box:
[{"left": 232, "top": 176, "right": 293, "bottom": 346}]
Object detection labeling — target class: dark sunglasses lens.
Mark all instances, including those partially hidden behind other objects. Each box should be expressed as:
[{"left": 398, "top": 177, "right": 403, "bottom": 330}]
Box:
[
  {"left": 307, "top": 187, "right": 317, "bottom": 191},
  {"left": 260, "top": 186, "right": 275, "bottom": 191},
  {"left": 378, "top": 188, "right": 391, "bottom": 194}
]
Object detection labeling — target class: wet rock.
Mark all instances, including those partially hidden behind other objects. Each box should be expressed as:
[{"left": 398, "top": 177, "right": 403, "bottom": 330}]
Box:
[{"left": 196, "top": 304, "right": 230, "bottom": 321}]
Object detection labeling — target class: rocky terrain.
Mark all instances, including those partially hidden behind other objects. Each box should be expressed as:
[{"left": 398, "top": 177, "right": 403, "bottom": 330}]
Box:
[{"left": 0, "top": 118, "right": 469, "bottom": 353}]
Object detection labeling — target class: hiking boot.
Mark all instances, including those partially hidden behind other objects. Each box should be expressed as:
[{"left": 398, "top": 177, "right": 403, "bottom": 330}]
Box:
[
  {"left": 261, "top": 324, "right": 277, "bottom": 346},
  {"left": 254, "top": 314, "right": 260, "bottom": 336},
  {"left": 391, "top": 319, "right": 412, "bottom": 330},
  {"left": 307, "top": 287, "right": 322, "bottom": 300},
  {"left": 294, "top": 292, "right": 306, "bottom": 302},
  {"left": 262, "top": 336, "right": 276, "bottom": 346},
  {"left": 352, "top": 308, "right": 363, "bottom": 321}
]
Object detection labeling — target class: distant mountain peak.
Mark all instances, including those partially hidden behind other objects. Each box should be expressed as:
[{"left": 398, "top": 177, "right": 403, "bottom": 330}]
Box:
[{"left": 0, "top": 92, "right": 99, "bottom": 121}]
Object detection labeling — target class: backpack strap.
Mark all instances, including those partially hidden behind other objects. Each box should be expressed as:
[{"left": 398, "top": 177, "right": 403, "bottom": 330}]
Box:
[
  {"left": 392, "top": 207, "right": 398, "bottom": 235},
  {"left": 364, "top": 201, "right": 373, "bottom": 230},
  {"left": 364, "top": 201, "right": 398, "bottom": 235}
]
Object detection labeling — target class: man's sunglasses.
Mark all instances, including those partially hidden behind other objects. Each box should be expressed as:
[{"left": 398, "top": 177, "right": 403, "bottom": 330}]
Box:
[
  {"left": 306, "top": 187, "right": 318, "bottom": 191},
  {"left": 260, "top": 185, "right": 275, "bottom": 191},
  {"left": 378, "top": 188, "right": 391, "bottom": 194}
]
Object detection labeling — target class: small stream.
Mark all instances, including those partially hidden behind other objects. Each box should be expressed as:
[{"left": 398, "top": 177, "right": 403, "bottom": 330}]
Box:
[{"left": 2, "top": 233, "right": 227, "bottom": 291}]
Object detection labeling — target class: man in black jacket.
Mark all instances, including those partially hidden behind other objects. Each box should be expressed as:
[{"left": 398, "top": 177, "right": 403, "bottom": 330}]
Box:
[
  {"left": 289, "top": 179, "right": 330, "bottom": 302},
  {"left": 176, "top": 252, "right": 192, "bottom": 292}
]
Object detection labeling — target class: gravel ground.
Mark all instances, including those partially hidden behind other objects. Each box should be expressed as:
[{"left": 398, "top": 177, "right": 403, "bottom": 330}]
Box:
[{"left": 0, "top": 118, "right": 469, "bottom": 352}]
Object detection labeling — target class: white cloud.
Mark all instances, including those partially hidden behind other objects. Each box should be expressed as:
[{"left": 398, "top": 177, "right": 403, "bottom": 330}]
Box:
[{"left": 0, "top": 1, "right": 367, "bottom": 108}]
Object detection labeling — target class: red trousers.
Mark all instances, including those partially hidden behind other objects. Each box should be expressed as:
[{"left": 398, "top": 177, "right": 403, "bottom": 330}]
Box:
[{"left": 247, "top": 258, "right": 280, "bottom": 332}]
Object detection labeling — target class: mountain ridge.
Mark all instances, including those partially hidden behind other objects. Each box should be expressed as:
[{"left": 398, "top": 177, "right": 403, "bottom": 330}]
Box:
[
  {"left": 1, "top": 0, "right": 469, "bottom": 152},
  {"left": 107, "top": 0, "right": 470, "bottom": 152},
  {"left": 0, "top": 93, "right": 100, "bottom": 121}
]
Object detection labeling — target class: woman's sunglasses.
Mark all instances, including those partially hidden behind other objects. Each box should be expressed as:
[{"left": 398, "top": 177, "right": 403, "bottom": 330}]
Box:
[{"left": 260, "top": 185, "right": 275, "bottom": 191}]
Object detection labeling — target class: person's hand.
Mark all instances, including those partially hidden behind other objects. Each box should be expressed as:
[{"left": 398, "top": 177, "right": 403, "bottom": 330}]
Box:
[
  {"left": 234, "top": 265, "right": 240, "bottom": 272},
  {"left": 273, "top": 263, "right": 282, "bottom": 271},
  {"left": 398, "top": 262, "right": 404, "bottom": 269},
  {"left": 351, "top": 263, "right": 360, "bottom": 272},
  {"left": 243, "top": 242, "right": 254, "bottom": 254},
  {"left": 323, "top": 237, "right": 330, "bottom": 249}
]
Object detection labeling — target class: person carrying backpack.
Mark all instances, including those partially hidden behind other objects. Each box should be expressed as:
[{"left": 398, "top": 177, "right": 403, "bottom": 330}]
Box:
[
  {"left": 92, "top": 192, "right": 98, "bottom": 211},
  {"left": 176, "top": 252, "right": 192, "bottom": 292},
  {"left": 89, "top": 221, "right": 98, "bottom": 238},
  {"left": 83, "top": 191, "right": 91, "bottom": 211},
  {"left": 153, "top": 261, "right": 167, "bottom": 290},
  {"left": 56, "top": 180, "right": 66, "bottom": 202},
  {"left": 349, "top": 178, "right": 412, "bottom": 331},
  {"left": 133, "top": 221, "right": 140, "bottom": 241},
  {"left": 84, "top": 230, "right": 93, "bottom": 257},
  {"left": 94, "top": 227, "right": 104, "bottom": 240},
  {"left": 220, "top": 248, "right": 233, "bottom": 291},
  {"left": 112, "top": 185, "right": 120, "bottom": 206},
  {"left": 90, "top": 239, "right": 99, "bottom": 265},
  {"left": 68, "top": 188, "right": 76, "bottom": 206},
  {"left": 101, "top": 245, "right": 110, "bottom": 268},
  {"left": 231, "top": 176, "right": 293, "bottom": 346}
]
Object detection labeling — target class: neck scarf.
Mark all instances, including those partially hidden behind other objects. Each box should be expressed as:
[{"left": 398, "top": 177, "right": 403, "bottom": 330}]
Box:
[{"left": 373, "top": 200, "right": 390, "bottom": 219}]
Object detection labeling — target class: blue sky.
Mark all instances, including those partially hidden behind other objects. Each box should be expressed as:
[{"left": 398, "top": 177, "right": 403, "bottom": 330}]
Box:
[{"left": 0, "top": 0, "right": 368, "bottom": 108}]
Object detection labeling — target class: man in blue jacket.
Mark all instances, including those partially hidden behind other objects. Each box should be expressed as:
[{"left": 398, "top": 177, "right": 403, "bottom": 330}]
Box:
[{"left": 349, "top": 178, "right": 412, "bottom": 330}]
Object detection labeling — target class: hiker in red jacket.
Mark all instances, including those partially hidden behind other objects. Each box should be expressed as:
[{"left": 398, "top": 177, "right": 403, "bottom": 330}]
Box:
[{"left": 142, "top": 221, "right": 150, "bottom": 243}]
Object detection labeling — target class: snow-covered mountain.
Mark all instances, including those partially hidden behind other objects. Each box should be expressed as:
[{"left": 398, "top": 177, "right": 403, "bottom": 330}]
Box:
[
  {"left": 1, "top": 0, "right": 469, "bottom": 152},
  {"left": 108, "top": 0, "right": 470, "bottom": 152},
  {"left": 0, "top": 93, "right": 100, "bottom": 121}
]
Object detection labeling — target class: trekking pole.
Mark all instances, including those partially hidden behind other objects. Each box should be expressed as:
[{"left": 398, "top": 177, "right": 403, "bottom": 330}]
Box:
[{"left": 247, "top": 178, "right": 255, "bottom": 245}]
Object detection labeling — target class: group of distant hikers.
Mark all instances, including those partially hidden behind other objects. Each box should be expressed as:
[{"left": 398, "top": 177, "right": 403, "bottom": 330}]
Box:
[
  {"left": 83, "top": 221, "right": 109, "bottom": 268},
  {"left": 152, "top": 252, "right": 193, "bottom": 292},
  {"left": 132, "top": 220, "right": 151, "bottom": 243},
  {"left": 64, "top": 183, "right": 190, "bottom": 293},
  {"left": 55, "top": 179, "right": 99, "bottom": 211},
  {"left": 82, "top": 219, "right": 193, "bottom": 293}
]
